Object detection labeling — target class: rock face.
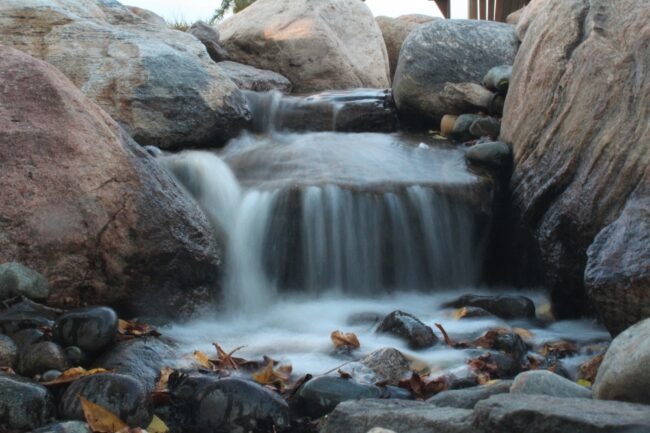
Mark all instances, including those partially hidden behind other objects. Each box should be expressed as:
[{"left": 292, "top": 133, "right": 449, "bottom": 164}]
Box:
[
  {"left": 0, "top": 0, "right": 250, "bottom": 149},
  {"left": 218, "top": 0, "right": 390, "bottom": 93},
  {"left": 594, "top": 318, "right": 650, "bottom": 404},
  {"left": 393, "top": 19, "right": 518, "bottom": 123},
  {"left": 500, "top": 0, "right": 650, "bottom": 326},
  {"left": 375, "top": 15, "right": 436, "bottom": 80},
  {"left": 219, "top": 61, "right": 293, "bottom": 93},
  {"left": 0, "top": 372, "right": 55, "bottom": 431},
  {"left": 474, "top": 394, "right": 650, "bottom": 433},
  {"left": 510, "top": 370, "right": 592, "bottom": 399},
  {"left": 0, "top": 45, "right": 221, "bottom": 317}
]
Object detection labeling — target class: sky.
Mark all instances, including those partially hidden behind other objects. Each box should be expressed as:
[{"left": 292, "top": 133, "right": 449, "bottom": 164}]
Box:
[{"left": 125, "top": 0, "right": 469, "bottom": 23}]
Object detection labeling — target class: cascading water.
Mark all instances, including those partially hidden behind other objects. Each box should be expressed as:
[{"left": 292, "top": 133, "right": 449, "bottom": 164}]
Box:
[{"left": 161, "top": 90, "right": 609, "bottom": 377}]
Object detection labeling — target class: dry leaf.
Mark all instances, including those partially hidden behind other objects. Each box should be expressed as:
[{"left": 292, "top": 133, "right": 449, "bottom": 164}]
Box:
[
  {"left": 338, "top": 369, "right": 352, "bottom": 379},
  {"left": 118, "top": 319, "right": 160, "bottom": 338},
  {"left": 79, "top": 396, "right": 127, "bottom": 433},
  {"left": 154, "top": 367, "right": 173, "bottom": 392},
  {"left": 193, "top": 351, "right": 214, "bottom": 370},
  {"left": 578, "top": 353, "right": 604, "bottom": 382},
  {"left": 147, "top": 415, "right": 170, "bottom": 433},
  {"left": 540, "top": 340, "right": 578, "bottom": 358},
  {"left": 252, "top": 360, "right": 292, "bottom": 390},
  {"left": 213, "top": 343, "right": 246, "bottom": 370},
  {"left": 513, "top": 327, "right": 534, "bottom": 343},
  {"left": 42, "top": 367, "right": 110, "bottom": 386},
  {"left": 398, "top": 372, "right": 448, "bottom": 399},
  {"left": 330, "top": 330, "right": 360, "bottom": 349}
]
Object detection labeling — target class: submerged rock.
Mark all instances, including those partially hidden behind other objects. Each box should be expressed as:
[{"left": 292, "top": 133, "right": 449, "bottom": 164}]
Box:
[
  {"left": 54, "top": 307, "right": 118, "bottom": 353},
  {"left": 594, "top": 317, "right": 650, "bottom": 404},
  {"left": 427, "top": 380, "right": 512, "bottom": 409},
  {"left": 443, "top": 295, "right": 535, "bottom": 320},
  {"left": 59, "top": 373, "right": 152, "bottom": 427},
  {"left": 292, "top": 376, "right": 383, "bottom": 419},
  {"left": 376, "top": 311, "right": 438, "bottom": 349},
  {"left": 219, "top": 0, "right": 390, "bottom": 93},
  {"left": 393, "top": 19, "right": 518, "bottom": 123},
  {"left": 219, "top": 61, "right": 293, "bottom": 93},
  {"left": 18, "top": 341, "right": 68, "bottom": 378},
  {"left": 511, "top": 370, "right": 591, "bottom": 399},
  {"left": 0, "top": 46, "right": 221, "bottom": 317},
  {"left": 321, "top": 399, "right": 473, "bottom": 433},
  {"left": 0, "top": 334, "right": 17, "bottom": 368},
  {"left": 0, "top": 263, "right": 49, "bottom": 301},
  {"left": 0, "top": 372, "right": 55, "bottom": 431}
]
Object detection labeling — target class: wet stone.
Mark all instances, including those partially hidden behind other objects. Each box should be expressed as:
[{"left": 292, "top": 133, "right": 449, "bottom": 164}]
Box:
[
  {"left": 469, "top": 116, "right": 500, "bottom": 139},
  {"left": 465, "top": 141, "right": 513, "bottom": 173},
  {"left": 59, "top": 373, "right": 152, "bottom": 427},
  {"left": 360, "top": 347, "right": 411, "bottom": 385},
  {"left": 0, "top": 333, "right": 17, "bottom": 368},
  {"left": 0, "top": 262, "right": 49, "bottom": 301},
  {"left": 10, "top": 327, "right": 46, "bottom": 351},
  {"left": 0, "top": 372, "right": 55, "bottom": 431},
  {"left": 376, "top": 310, "right": 438, "bottom": 349},
  {"left": 0, "top": 298, "right": 60, "bottom": 334},
  {"left": 54, "top": 306, "right": 118, "bottom": 353},
  {"left": 443, "top": 295, "right": 535, "bottom": 320},
  {"left": 450, "top": 114, "right": 482, "bottom": 142},
  {"left": 63, "top": 346, "right": 88, "bottom": 367},
  {"left": 511, "top": 370, "right": 592, "bottom": 399},
  {"left": 18, "top": 341, "right": 68, "bottom": 378},
  {"left": 483, "top": 65, "right": 512, "bottom": 96},
  {"left": 32, "top": 421, "right": 92, "bottom": 433},
  {"left": 428, "top": 380, "right": 512, "bottom": 409}
]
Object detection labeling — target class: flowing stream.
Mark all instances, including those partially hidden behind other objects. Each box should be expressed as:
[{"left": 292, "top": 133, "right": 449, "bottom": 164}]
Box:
[{"left": 160, "top": 90, "right": 608, "bottom": 378}]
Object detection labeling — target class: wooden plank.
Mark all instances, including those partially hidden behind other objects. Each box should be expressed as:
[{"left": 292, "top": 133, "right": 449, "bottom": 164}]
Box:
[
  {"left": 434, "top": 0, "right": 450, "bottom": 18},
  {"left": 479, "top": 0, "right": 486, "bottom": 20},
  {"left": 495, "top": 0, "right": 505, "bottom": 22},
  {"left": 469, "top": 0, "right": 478, "bottom": 20},
  {"left": 488, "top": 0, "right": 495, "bottom": 20}
]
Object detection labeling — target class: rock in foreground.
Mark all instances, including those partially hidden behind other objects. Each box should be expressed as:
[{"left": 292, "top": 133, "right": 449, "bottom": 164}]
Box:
[
  {"left": 0, "top": 372, "right": 55, "bottom": 431},
  {"left": 0, "top": 0, "right": 250, "bottom": 148},
  {"left": 219, "top": 0, "right": 390, "bottom": 93},
  {"left": 0, "top": 45, "right": 220, "bottom": 317},
  {"left": 510, "top": 370, "right": 591, "bottom": 399}
]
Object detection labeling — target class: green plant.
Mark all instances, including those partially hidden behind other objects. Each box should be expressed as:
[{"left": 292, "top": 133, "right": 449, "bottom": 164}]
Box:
[{"left": 211, "top": 0, "right": 256, "bottom": 23}]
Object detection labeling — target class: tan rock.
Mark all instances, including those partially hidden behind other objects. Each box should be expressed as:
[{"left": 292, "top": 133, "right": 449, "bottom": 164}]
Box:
[
  {"left": 218, "top": 0, "right": 390, "bottom": 93},
  {"left": 0, "top": 45, "right": 220, "bottom": 316},
  {"left": 0, "top": 0, "right": 250, "bottom": 149},
  {"left": 501, "top": 0, "right": 650, "bottom": 326}
]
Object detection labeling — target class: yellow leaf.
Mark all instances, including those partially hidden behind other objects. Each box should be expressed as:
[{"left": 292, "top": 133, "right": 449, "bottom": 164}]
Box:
[
  {"left": 147, "top": 415, "right": 170, "bottom": 433},
  {"left": 193, "top": 351, "right": 213, "bottom": 370},
  {"left": 42, "top": 367, "right": 110, "bottom": 386},
  {"left": 252, "top": 360, "right": 292, "bottom": 390},
  {"left": 79, "top": 396, "right": 128, "bottom": 433},
  {"left": 513, "top": 327, "right": 534, "bottom": 342},
  {"left": 577, "top": 379, "right": 592, "bottom": 388},
  {"left": 330, "top": 330, "right": 360, "bottom": 349}
]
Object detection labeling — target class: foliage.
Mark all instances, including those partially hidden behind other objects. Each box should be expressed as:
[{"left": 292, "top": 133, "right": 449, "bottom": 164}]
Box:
[
  {"left": 167, "top": 18, "right": 191, "bottom": 32},
  {"left": 211, "top": 0, "right": 256, "bottom": 23}
]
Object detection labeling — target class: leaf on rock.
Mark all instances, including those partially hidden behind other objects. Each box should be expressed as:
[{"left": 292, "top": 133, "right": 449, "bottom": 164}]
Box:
[
  {"left": 513, "top": 327, "right": 534, "bottom": 343},
  {"left": 540, "top": 340, "right": 578, "bottom": 358},
  {"left": 578, "top": 353, "right": 604, "bottom": 383},
  {"left": 398, "top": 372, "right": 448, "bottom": 399},
  {"left": 576, "top": 379, "right": 592, "bottom": 388},
  {"left": 252, "top": 359, "right": 292, "bottom": 390},
  {"left": 330, "top": 330, "right": 360, "bottom": 349},
  {"left": 154, "top": 367, "right": 173, "bottom": 392},
  {"left": 147, "top": 415, "right": 170, "bottom": 433},
  {"left": 337, "top": 369, "right": 352, "bottom": 379},
  {"left": 42, "top": 367, "right": 110, "bottom": 386},
  {"left": 213, "top": 343, "right": 246, "bottom": 370},
  {"left": 117, "top": 319, "right": 161, "bottom": 339},
  {"left": 79, "top": 396, "right": 128, "bottom": 433},
  {"left": 193, "top": 351, "right": 214, "bottom": 370}
]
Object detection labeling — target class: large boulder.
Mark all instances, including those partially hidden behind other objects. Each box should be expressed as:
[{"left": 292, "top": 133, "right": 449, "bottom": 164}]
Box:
[
  {"left": 218, "top": 0, "right": 390, "bottom": 93},
  {"left": 375, "top": 15, "right": 436, "bottom": 80},
  {"left": 0, "top": 0, "right": 250, "bottom": 149},
  {"left": 393, "top": 19, "right": 518, "bottom": 124},
  {"left": 0, "top": 373, "right": 55, "bottom": 431},
  {"left": 0, "top": 45, "right": 220, "bottom": 317},
  {"left": 500, "top": 0, "right": 650, "bottom": 325},
  {"left": 594, "top": 317, "right": 650, "bottom": 404}
]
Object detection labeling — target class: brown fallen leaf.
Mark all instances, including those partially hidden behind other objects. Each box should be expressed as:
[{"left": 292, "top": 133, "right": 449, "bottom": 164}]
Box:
[
  {"left": 117, "top": 319, "right": 160, "bottom": 339},
  {"left": 398, "top": 372, "right": 448, "bottom": 399},
  {"left": 252, "top": 360, "right": 292, "bottom": 391},
  {"left": 193, "top": 351, "right": 214, "bottom": 370},
  {"left": 330, "top": 330, "right": 360, "bottom": 349},
  {"left": 79, "top": 396, "right": 128, "bottom": 433},
  {"left": 154, "top": 367, "right": 174, "bottom": 393},
  {"left": 540, "top": 340, "right": 578, "bottom": 358},
  {"left": 578, "top": 353, "right": 605, "bottom": 383},
  {"left": 338, "top": 369, "right": 352, "bottom": 379},
  {"left": 213, "top": 343, "right": 246, "bottom": 370},
  {"left": 42, "top": 367, "right": 110, "bottom": 386}
]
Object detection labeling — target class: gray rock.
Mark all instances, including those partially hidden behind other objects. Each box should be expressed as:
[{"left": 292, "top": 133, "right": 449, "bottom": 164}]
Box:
[
  {"left": 92, "top": 338, "right": 175, "bottom": 392},
  {"left": 360, "top": 348, "right": 411, "bottom": 385},
  {"left": 292, "top": 376, "right": 382, "bottom": 419},
  {"left": 483, "top": 65, "right": 512, "bottom": 95},
  {"left": 0, "top": 334, "right": 17, "bottom": 368},
  {"left": 466, "top": 141, "right": 513, "bottom": 172},
  {"left": 171, "top": 376, "right": 290, "bottom": 433},
  {"left": 33, "top": 421, "right": 92, "bottom": 433},
  {"left": 451, "top": 114, "right": 482, "bottom": 142},
  {"left": 428, "top": 380, "right": 512, "bottom": 409},
  {"left": 126, "top": 6, "right": 167, "bottom": 27},
  {"left": 0, "top": 262, "right": 49, "bottom": 301},
  {"left": 54, "top": 306, "right": 118, "bottom": 353},
  {"left": 59, "top": 373, "right": 152, "bottom": 427},
  {"left": 320, "top": 399, "right": 473, "bottom": 433},
  {"left": 454, "top": 306, "right": 495, "bottom": 319},
  {"left": 474, "top": 393, "right": 650, "bottom": 433},
  {"left": 393, "top": 19, "right": 518, "bottom": 122},
  {"left": 0, "top": 298, "right": 59, "bottom": 335},
  {"left": 41, "top": 370, "right": 62, "bottom": 382},
  {"left": 469, "top": 117, "right": 501, "bottom": 139},
  {"left": 10, "top": 328, "right": 46, "bottom": 351},
  {"left": 63, "top": 346, "right": 88, "bottom": 367},
  {"left": 18, "top": 341, "right": 68, "bottom": 378},
  {"left": 594, "top": 318, "right": 650, "bottom": 404},
  {"left": 376, "top": 310, "right": 438, "bottom": 349},
  {"left": 0, "top": 372, "right": 55, "bottom": 431},
  {"left": 511, "top": 370, "right": 592, "bottom": 398},
  {"left": 187, "top": 21, "right": 230, "bottom": 63},
  {"left": 443, "top": 294, "right": 534, "bottom": 319},
  {"left": 219, "top": 61, "right": 292, "bottom": 92}
]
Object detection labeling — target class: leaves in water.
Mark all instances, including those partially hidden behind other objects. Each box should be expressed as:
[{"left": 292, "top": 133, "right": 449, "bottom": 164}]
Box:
[
  {"left": 42, "top": 367, "right": 110, "bottom": 386},
  {"left": 540, "top": 340, "right": 578, "bottom": 358},
  {"left": 213, "top": 343, "right": 246, "bottom": 370},
  {"left": 398, "top": 372, "right": 448, "bottom": 399},
  {"left": 578, "top": 353, "right": 605, "bottom": 383},
  {"left": 193, "top": 351, "right": 214, "bottom": 370},
  {"left": 147, "top": 415, "right": 170, "bottom": 433},
  {"left": 252, "top": 359, "right": 292, "bottom": 390},
  {"left": 79, "top": 396, "right": 127, "bottom": 433},
  {"left": 330, "top": 330, "right": 360, "bottom": 349}
]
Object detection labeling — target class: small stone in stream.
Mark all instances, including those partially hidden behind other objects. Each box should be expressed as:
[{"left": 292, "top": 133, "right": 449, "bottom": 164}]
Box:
[
  {"left": 0, "top": 334, "right": 18, "bottom": 368},
  {"left": 594, "top": 317, "right": 650, "bottom": 404},
  {"left": 63, "top": 346, "right": 88, "bottom": 367},
  {"left": 0, "top": 372, "right": 55, "bottom": 431},
  {"left": 465, "top": 141, "right": 513, "bottom": 172},
  {"left": 59, "top": 373, "right": 152, "bottom": 427},
  {"left": 10, "top": 328, "right": 46, "bottom": 350},
  {"left": 454, "top": 306, "right": 494, "bottom": 319},
  {"left": 428, "top": 380, "right": 512, "bottom": 409},
  {"left": 450, "top": 114, "right": 482, "bottom": 142},
  {"left": 292, "top": 376, "right": 383, "bottom": 419},
  {"left": 18, "top": 341, "right": 68, "bottom": 378},
  {"left": 511, "top": 370, "right": 592, "bottom": 399},
  {"left": 32, "top": 421, "right": 92, "bottom": 433},
  {"left": 172, "top": 375, "right": 289, "bottom": 433},
  {"left": 0, "top": 262, "right": 49, "bottom": 301},
  {"left": 469, "top": 116, "right": 500, "bottom": 139},
  {"left": 490, "top": 331, "right": 529, "bottom": 361},
  {"left": 54, "top": 306, "right": 118, "bottom": 353},
  {"left": 41, "top": 370, "right": 62, "bottom": 382},
  {"left": 443, "top": 294, "right": 535, "bottom": 320},
  {"left": 468, "top": 350, "right": 522, "bottom": 379},
  {"left": 483, "top": 65, "right": 512, "bottom": 96},
  {"left": 376, "top": 311, "right": 438, "bottom": 349},
  {"left": 360, "top": 347, "right": 411, "bottom": 385}
]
